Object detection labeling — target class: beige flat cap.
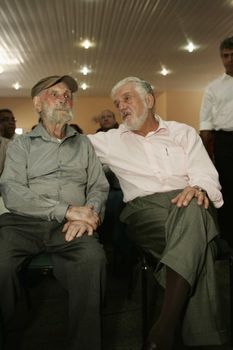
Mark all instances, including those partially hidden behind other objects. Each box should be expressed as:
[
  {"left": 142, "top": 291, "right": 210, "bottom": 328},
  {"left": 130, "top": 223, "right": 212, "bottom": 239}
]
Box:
[{"left": 31, "top": 75, "right": 78, "bottom": 98}]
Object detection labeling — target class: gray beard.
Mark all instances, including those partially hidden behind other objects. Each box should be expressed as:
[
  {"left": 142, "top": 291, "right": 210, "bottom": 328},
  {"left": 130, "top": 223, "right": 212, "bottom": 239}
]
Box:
[
  {"left": 123, "top": 108, "right": 148, "bottom": 131},
  {"left": 41, "top": 108, "right": 73, "bottom": 124}
]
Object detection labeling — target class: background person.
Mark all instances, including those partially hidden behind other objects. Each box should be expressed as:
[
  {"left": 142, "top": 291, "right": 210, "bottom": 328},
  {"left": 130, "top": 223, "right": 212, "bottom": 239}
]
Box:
[
  {"left": 96, "top": 109, "right": 119, "bottom": 132},
  {"left": 200, "top": 35, "right": 233, "bottom": 248},
  {"left": 88, "top": 77, "right": 226, "bottom": 350},
  {"left": 0, "top": 75, "right": 109, "bottom": 350},
  {"left": 0, "top": 109, "right": 16, "bottom": 139}
]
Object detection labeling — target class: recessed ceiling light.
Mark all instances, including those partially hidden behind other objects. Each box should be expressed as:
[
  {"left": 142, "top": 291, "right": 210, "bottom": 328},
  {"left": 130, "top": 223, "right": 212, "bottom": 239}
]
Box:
[
  {"left": 80, "top": 83, "right": 88, "bottom": 90},
  {"left": 0, "top": 66, "right": 4, "bottom": 74},
  {"left": 184, "top": 41, "right": 197, "bottom": 53},
  {"left": 13, "top": 82, "right": 21, "bottom": 90},
  {"left": 0, "top": 46, "right": 23, "bottom": 64},
  {"left": 80, "top": 66, "right": 91, "bottom": 75},
  {"left": 160, "top": 67, "right": 170, "bottom": 76},
  {"left": 80, "top": 39, "right": 93, "bottom": 49}
]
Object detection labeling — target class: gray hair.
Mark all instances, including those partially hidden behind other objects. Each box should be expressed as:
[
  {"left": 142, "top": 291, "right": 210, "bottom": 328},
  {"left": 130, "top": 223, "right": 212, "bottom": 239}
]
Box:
[{"left": 111, "top": 77, "right": 155, "bottom": 111}]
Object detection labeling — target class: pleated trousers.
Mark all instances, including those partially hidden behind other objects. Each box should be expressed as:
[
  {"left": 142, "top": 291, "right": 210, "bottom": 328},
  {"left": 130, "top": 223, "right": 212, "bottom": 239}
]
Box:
[
  {"left": 0, "top": 213, "right": 106, "bottom": 350},
  {"left": 120, "top": 190, "right": 228, "bottom": 346}
]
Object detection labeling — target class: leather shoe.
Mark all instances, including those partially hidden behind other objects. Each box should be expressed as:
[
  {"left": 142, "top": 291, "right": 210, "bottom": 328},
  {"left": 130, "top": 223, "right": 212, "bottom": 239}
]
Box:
[{"left": 141, "top": 340, "right": 157, "bottom": 350}]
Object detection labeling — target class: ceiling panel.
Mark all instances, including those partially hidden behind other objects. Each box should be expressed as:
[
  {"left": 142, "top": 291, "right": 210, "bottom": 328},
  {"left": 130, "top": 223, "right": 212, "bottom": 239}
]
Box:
[{"left": 0, "top": 0, "right": 232, "bottom": 97}]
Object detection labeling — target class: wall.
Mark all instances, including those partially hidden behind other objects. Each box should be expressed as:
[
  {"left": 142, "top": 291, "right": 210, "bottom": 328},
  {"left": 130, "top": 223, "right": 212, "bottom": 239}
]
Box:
[
  {"left": 0, "top": 90, "right": 204, "bottom": 134},
  {"left": 164, "top": 90, "right": 204, "bottom": 131}
]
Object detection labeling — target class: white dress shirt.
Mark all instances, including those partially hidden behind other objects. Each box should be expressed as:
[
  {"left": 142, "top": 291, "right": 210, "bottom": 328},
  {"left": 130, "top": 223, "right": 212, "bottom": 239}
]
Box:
[
  {"left": 200, "top": 73, "right": 233, "bottom": 131},
  {"left": 88, "top": 116, "right": 223, "bottom": 208}
]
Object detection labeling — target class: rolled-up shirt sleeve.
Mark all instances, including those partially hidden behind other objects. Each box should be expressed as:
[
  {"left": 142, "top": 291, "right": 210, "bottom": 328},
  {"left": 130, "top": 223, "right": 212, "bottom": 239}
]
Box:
[
  {"left": 180, "top": 126, "right": 223, "bottom": 208},
  {"left": 84, "top": 139, "right": 109, "bottom": 220},
  {"left": 199, "top": 87, "right": 215, "bottom": 131}
]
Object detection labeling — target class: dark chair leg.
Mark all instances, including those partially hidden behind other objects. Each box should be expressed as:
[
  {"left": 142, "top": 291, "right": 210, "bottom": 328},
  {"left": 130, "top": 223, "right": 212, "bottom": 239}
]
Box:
[
  {"left": 141, "top": 255, "right": 148, "bottom": 342},
  {"left": 229, "top": 255, "right": 233, "bottom": 345}
]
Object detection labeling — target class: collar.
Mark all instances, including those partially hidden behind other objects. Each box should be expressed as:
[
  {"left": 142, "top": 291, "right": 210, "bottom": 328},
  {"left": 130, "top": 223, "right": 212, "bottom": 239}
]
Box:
[
  {"left": 118, "top": 114, "right": 168, "bottom": 136},
  {"left": 28, "top": 122, "right": 77, "bottom": 141},
  {"left": 222, "top": 72, "right": 233, "bottom": 80}
]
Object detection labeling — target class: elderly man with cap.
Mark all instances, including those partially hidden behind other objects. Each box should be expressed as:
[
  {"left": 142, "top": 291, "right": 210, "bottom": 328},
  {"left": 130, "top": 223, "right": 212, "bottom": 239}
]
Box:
[{"left": 0, "top": 75, "right": 109, "bottom": 350}]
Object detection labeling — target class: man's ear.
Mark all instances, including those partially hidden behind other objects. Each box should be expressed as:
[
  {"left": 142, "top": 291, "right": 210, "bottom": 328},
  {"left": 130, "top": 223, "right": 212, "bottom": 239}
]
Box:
[
  {"left": 145, "top": 93, "right": 155, "bottom": 109},
  {"left": 33, "top": 96, "right": 42, "bottom": 113}
]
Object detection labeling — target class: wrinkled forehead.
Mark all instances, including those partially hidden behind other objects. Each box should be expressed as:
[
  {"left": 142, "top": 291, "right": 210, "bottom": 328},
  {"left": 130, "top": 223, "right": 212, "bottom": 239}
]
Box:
[
  {"left": 40, "top": 81, "right": 71, "bottom": 97},
  {"left": 112, "top": 83, "right": 138, "bottom": 100}
]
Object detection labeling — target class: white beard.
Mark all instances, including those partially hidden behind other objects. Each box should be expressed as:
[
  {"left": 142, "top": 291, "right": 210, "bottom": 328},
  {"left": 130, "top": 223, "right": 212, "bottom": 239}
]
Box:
[
  {"left": 41, "top": 104, "right": 73, "bottom": 124},
  {"left": 123, "top": 106, "right": 148, "bottom": 131}
]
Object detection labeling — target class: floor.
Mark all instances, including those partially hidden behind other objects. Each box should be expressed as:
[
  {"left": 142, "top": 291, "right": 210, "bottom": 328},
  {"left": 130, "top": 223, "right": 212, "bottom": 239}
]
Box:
[{"left": 4, "top": 248, "right": 233, "bottom": 350}]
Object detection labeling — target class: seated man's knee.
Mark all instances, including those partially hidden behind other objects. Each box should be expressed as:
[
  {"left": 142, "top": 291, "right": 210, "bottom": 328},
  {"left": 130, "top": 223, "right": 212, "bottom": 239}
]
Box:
[{"left": 76, "top": 237, "right": 106, "bottom": 267}]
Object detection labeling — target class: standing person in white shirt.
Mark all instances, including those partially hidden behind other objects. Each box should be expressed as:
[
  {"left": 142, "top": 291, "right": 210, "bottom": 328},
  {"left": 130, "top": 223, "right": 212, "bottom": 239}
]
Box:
[
  {"left": 88, "top": 77, "right": 227, "bottom": 350},
  {"left": 200, "top": 36, "right": 233, "bottom": 248}
]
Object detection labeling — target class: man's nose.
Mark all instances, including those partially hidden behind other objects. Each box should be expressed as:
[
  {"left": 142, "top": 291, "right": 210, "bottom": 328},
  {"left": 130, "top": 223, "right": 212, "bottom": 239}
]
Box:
[
  {"left": 118, "top": 101, "right": 127, "bottom": 111},
  {"left": 57, "top": 95, "right": 69, "bottom": 104}
]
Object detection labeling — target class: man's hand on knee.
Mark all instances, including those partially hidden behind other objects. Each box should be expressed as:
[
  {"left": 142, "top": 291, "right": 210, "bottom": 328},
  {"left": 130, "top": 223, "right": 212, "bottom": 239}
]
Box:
[
  {"left": 171, "top": 186, "right": 209, "bottom": 209},
  {"left": 62, "top": 220, "right": 94, "bottom": 241},
  {"left": 65, "top": 205, "right": 99, "bottom": 229}
]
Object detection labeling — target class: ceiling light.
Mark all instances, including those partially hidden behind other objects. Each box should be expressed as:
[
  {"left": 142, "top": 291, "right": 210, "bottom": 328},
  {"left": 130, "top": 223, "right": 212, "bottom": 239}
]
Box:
[
  {"left": 80, "top": 66, "right": 91, "bottom": 75},
  {"left": 0, "top": 46, "right": 23, "bottom": 64},
  {"left": 0, "top": 66, "right": 4, "bottom": 74},
  {"left": 184, "top": 41, "right": 197, "bottom": 53},
  {"left": 160, "top": 67, "right": 170, "bottom": 76},
  {"left": 80, "top": 39, "right": 93, "bottom": 49},
  {"left": 13, "top": 82, "right": 21, "bottom": 90},
  {"left": 80, "top": 83, "right": 88, "bottom": 90}
]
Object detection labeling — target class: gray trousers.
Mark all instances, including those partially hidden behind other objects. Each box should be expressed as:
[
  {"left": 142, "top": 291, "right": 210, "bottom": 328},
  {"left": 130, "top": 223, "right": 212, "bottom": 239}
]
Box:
[
  {"left": 0, "top": 213, "right": 106, "bottom": 350},
  {"left": 120, "top": 190, "right": 228, "bottom": 346}
]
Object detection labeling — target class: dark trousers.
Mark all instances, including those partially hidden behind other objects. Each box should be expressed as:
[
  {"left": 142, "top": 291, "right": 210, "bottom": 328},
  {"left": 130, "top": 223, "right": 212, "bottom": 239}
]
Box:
[
  {"left": 0, "top": 213, "right": 106, "bottom": 350},
  {"left": 214, "top": 131, "right": 233, "bottom": 247},
  {"left": 120, "top": 191, "right": 227, "bottom": 346}
]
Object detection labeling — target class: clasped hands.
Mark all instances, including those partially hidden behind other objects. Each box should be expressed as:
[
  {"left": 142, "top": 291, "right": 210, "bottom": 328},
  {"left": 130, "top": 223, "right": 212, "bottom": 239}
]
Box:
[
  {"left": 171, "top": 186, "right": 209, "bottom": 209},
  {"left": 63, "top": 205, "right": 100, "bottom": 241}
]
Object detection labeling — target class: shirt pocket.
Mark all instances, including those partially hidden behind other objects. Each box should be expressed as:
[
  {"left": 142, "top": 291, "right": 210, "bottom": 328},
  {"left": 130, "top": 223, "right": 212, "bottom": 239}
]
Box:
[{"left": 164, "top": 147, "right": 186, "bottom": 176}]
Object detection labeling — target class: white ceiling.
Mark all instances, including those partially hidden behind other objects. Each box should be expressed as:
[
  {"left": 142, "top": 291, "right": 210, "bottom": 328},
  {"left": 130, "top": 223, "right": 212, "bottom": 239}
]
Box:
[{"left": 0, "top": 0, "right": 233, "bottom": 97}]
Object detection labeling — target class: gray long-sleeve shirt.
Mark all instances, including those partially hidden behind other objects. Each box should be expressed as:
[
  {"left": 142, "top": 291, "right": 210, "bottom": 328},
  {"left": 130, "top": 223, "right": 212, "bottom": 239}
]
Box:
[{"left": 0, "top": 123, "right": 109, "bottom": 222}]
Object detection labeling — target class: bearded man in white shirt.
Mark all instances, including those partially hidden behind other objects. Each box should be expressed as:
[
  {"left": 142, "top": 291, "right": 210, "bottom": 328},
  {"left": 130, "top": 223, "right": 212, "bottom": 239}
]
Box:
[
  {"left": 88, "top": 77, "right": 227, "bottom": 350},
  {"left": 200, "top": 36, "right": 233, "bottom": 249}
]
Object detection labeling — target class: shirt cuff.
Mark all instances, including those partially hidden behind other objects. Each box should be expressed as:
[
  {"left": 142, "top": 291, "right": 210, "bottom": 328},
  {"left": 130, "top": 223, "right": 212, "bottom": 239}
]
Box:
[
  {"left": 199, "top": 121, "right": 214, "bottom": 130},
  {"left": 53, "top": 203, "right": 69, "bottom": 223}
]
